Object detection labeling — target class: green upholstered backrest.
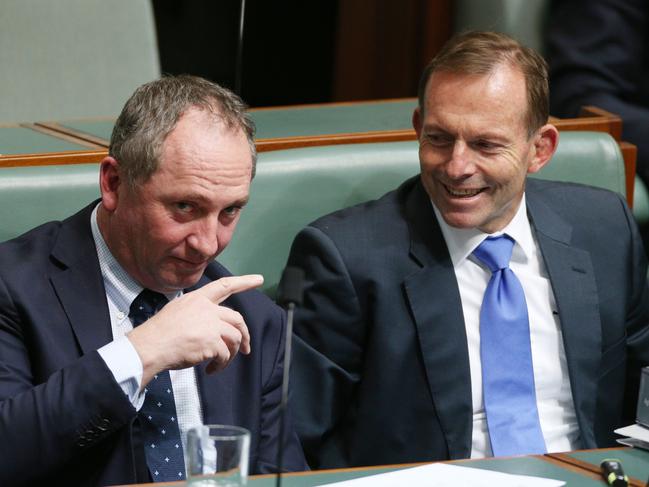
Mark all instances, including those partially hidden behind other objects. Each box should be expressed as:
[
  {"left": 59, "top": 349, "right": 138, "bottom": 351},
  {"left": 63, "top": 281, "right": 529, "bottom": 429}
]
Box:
[
  {"left": 0, "top": 164, "right": 101, "bottom": 242},
  {"left": 531, "top": 131, "right": 626, "bottom": 191},
  {"left": 0, "top": 131, "right": 626, "bottom": 296}
]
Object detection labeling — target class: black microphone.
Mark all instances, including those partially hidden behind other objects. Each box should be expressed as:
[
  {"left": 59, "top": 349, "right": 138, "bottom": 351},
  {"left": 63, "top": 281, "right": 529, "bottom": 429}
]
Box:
[{"left": 275, "top": 267, "right": 304, "bottom": 487}]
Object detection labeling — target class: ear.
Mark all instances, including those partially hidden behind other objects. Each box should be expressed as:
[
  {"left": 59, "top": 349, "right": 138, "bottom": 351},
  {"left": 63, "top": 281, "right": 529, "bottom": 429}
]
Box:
[
  {"left": 412, "top": 107, "right": 423, "bottom": 140},
  {"left": 99, "top": 156, "right": 121, "bottom": 211},
  {"left": 527, "top": 124, "right": 559, "bottom": 174}
]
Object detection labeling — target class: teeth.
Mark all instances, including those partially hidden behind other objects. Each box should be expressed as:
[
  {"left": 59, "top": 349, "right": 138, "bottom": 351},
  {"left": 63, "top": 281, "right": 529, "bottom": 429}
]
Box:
[{"left": 446, "top": 186, "right": 482, "bottom": 197}]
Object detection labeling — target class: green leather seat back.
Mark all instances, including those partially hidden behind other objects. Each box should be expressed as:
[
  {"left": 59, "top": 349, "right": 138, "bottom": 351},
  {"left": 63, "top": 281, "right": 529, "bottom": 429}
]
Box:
[
  {"left": 531, "top": 131, "right": 626, "bottom": 190},
  {"left": 634, "top": 178, "right": 649, "bottom": 225},
  {"left": 0, "top": 164, "right": 100, "bottom": 242},
  {"left": 0, "top": 131, "right": 626, "bottom": 297}
]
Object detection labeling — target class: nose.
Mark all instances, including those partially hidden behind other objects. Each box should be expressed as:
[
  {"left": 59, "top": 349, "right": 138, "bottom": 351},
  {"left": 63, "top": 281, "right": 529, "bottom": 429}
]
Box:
[
  {"left": 186, "top": 216, "right": 220, "bottom": 259},
  {"left": 446, "top": 140, "right": 475, "bottom": 179}
]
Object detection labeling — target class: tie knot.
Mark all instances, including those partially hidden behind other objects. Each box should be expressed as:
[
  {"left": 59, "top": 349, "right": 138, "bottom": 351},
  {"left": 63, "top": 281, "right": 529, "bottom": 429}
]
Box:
[
  {"left": 473, "top": 235, "right": 515, "bottom": 273},
  {"left": 129, "top": 289, "right": 169, "bottom": 327}
]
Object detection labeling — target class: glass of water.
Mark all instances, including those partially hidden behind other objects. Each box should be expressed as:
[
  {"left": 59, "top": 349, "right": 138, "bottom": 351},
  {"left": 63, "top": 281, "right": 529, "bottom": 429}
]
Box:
[{"left": 186, "top": 424, "right": 250, "bottom": 486}]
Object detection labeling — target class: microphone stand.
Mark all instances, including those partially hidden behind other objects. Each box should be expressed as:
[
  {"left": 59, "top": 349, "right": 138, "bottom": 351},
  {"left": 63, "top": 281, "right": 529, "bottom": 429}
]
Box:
[
  {"left": 234, "top": 0, "right": 246, "bottom": 95},
  {"left": 275, "top": 267, "right": 304, "bottom": 487},
  {"left": 276, "top": 301, "right": 296, "bottom": 487}
]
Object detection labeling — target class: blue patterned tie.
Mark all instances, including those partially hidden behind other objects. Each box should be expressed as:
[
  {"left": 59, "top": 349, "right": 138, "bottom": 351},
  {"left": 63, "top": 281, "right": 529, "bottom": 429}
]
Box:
[
  {"left": 129, "top": 290, "right": 186, "bottom": 482},
  {"left": 473, "top": 235, "right": 546, "bottom": 456}
]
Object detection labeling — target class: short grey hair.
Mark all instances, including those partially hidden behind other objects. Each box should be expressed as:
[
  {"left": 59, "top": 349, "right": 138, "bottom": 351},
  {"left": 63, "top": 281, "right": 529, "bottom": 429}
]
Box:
[{"left": 109, "top": 74, "right": 257, "bottom": 187}]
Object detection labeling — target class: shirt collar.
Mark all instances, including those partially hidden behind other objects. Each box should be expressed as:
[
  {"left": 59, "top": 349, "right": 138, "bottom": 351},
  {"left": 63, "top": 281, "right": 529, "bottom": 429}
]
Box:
[
  {"left": 91, "top": 204, "right": 142, "bottom": 312},
  {"left": 432, "top": 194, "right": 535, "bottom": 267}
]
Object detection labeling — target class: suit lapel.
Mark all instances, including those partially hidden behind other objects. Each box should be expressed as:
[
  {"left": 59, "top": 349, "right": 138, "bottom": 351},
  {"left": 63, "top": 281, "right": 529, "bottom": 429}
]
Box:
[
  {"left": 527, "top": 187, "right": 600, "bottom": 447},
  {"left": 403, "top": 181, "right": 473, "bottom": 459},
  {"left": 49, "top": 203, "right": 112, "bottom": 354}
]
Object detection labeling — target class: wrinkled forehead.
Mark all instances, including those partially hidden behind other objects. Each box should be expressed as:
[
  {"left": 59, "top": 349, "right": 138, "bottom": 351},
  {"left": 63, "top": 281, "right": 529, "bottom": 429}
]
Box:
[{"left": 422, "top": 65, "right": 529, "bottom": 130}]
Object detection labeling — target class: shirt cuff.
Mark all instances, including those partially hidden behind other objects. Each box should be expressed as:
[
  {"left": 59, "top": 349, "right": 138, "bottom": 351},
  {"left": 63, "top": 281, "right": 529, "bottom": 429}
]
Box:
[{"left": 98, "top": 336, "right": 146, "bottom": 410}]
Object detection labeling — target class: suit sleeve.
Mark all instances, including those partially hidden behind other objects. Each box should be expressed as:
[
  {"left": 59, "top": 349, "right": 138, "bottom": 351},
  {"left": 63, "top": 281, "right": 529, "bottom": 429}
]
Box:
[
  {"left": 287, "top": 225, "right": 366, "bottom": 469},
  {"left": 619, "top": 196, "right": 649, "bottom": 419},
  {"left": 0, "top": 275, "right": 136, "bottom": 484},
  {"left": 547, "top": 0, "right": 649, "bottom": 179},
  {"left": 254, "top": 302, "right": 309, "bottom": 473}
]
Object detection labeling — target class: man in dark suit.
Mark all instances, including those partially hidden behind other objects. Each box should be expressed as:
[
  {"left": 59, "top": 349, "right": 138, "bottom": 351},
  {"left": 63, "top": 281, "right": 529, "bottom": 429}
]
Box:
[
  {"left": 546, "top": 0, "right": 649, "bottom": 183},
  {"left": 0, "top": 75, "right": 306, "bottom": 485},
  {"left": 287, "top": 31, "right": 649, "bottom": 469}
]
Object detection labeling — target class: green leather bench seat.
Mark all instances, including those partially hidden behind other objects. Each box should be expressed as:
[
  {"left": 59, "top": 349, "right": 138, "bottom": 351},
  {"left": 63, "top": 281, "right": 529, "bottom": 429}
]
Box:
[{"left": 0, "top": 131, "right": 626, "bottom": 297}]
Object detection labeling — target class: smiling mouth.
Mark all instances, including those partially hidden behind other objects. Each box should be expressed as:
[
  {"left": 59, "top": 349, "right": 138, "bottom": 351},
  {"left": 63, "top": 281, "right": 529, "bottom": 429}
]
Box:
[{"left": 444, "top": 184, "right": 486, "bottom": 197}]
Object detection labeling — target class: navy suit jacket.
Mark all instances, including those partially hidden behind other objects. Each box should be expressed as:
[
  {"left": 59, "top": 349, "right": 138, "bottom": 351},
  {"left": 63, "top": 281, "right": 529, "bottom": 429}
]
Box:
[
  {"left": 288, "top": 176, "right": 649, "bottom": 469},
  {"left": 547, "top": 0, "right": 649, "bottom": 180},
  {"left": 0, "top": 203, "right": 306, "bottom": 486}
]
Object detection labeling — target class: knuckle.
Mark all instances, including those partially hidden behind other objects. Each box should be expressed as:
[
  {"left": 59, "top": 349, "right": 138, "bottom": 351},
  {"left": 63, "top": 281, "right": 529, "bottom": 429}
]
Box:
[{"left": 218, "top": 278, "right": 232, "bottom": 291}]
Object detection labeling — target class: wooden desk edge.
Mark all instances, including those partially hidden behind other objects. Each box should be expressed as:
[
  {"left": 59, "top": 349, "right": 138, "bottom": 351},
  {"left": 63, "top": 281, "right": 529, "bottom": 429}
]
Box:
[
  {"left": 111, "top": 454, "right": 609, "bottom": 487},
  {"left": 0, "top": 149, "right": 106, "bottom": 167},
  {"left": 547, "top": 448, "right": 646, "bottom": 487}
]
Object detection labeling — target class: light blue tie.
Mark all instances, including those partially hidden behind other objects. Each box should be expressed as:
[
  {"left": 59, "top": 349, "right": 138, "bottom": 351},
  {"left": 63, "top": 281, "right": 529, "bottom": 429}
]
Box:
[{"left": 473, "top": 235, "right": 546, "bottom": 456}]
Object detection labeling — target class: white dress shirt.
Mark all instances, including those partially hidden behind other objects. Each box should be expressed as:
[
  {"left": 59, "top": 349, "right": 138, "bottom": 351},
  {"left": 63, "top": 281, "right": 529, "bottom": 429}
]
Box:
[
  {"left": 91, "top": 205, "right": 204, "bottom": 452},
  {"left": 433, "top": 195, "right": 581, "bottom": 457}
]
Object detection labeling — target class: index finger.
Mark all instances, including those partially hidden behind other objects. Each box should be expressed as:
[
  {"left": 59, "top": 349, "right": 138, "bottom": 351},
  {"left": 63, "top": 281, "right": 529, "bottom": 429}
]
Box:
[{"left": 196, "top": 274, "right": 264, "bottom": 304}]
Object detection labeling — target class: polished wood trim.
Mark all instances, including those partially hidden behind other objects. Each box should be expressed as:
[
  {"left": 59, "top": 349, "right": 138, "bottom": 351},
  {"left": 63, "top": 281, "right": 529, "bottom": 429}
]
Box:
[
  {"left": 540, "top": 454, "right": 605, "bottom": 482},
  {"left": 110, "top": 452, "right": 613, "bottom": 486},
  {"left": 620, "top": 142, "right": 638, "bottom": 205},
  {"left": 549, "top": 106, "right": 623, "bottom": 140},
  {"left": 547, "top": 448, "right": 645, "bottom": 487},
  {"left": 0, "top": 149, "right": 106, "bottom": 168}
]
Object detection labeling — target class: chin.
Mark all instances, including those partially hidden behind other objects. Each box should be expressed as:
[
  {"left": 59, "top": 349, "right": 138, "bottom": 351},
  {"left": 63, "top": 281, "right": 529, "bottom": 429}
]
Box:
[
  {"left": 155, "top": 273, "right": 204, "bottom": 293},
  {"left": 439, "top": 212, "right": 483, "bottom": 230}
]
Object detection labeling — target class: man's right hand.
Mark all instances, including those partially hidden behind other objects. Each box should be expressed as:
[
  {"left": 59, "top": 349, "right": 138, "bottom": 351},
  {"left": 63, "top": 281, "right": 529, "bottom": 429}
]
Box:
[{"left": 127, "top": 274, "right": 264, "bottom": 387}]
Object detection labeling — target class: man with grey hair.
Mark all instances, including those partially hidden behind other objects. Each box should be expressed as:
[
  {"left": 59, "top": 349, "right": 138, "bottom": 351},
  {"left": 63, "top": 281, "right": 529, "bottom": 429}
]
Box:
[
  {"left": 0, "top": 75, "right": 306, "bottom": 485},
  {"left": 288, "top": 31, "right": 649, "bottom": 469}
]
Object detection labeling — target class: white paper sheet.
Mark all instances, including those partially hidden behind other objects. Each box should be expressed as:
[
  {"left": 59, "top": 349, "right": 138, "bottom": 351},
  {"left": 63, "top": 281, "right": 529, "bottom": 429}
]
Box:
[
  {"left": 318, "top": 463, "right": 565, "bottom": 487},
  {"left": 615, "top": 423, "right": 649, "bottom": 450},
  {"left": 615, "top": 423, "right": 649, "bottom": 443}
]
